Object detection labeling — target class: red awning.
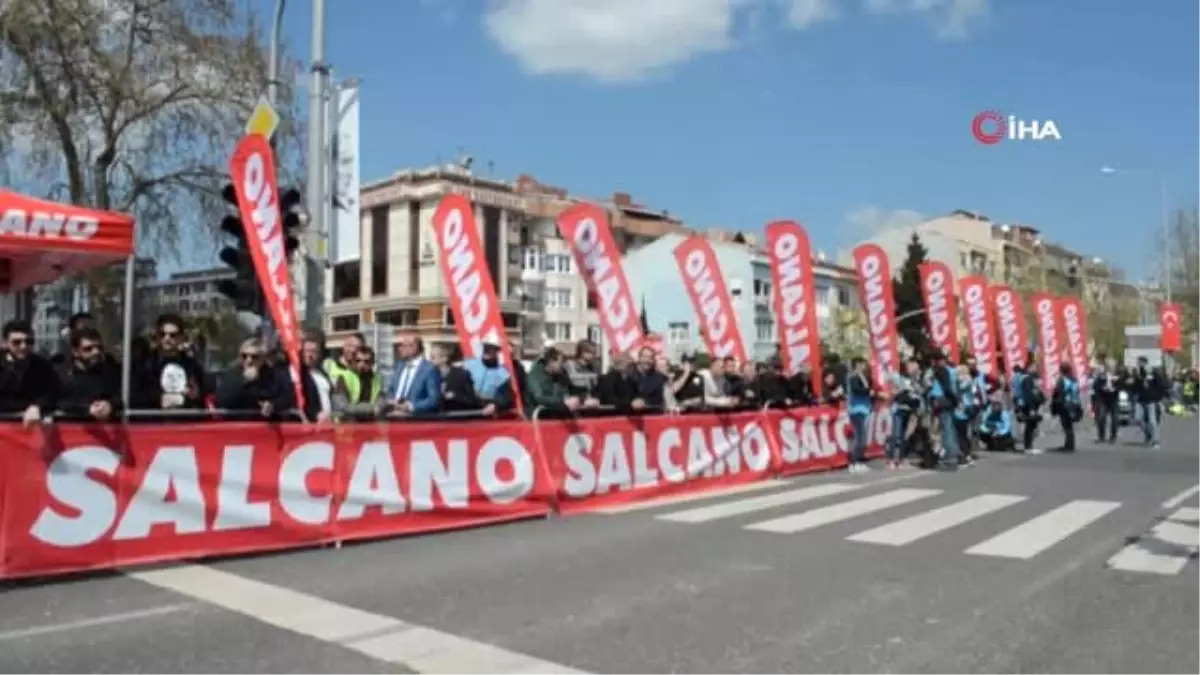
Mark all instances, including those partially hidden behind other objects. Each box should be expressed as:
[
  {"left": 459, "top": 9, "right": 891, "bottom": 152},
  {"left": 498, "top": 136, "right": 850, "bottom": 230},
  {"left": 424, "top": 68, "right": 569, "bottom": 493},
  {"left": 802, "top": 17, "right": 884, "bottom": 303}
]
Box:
[{"left": 0, "top": 190, "right": 136, "bottom": 291}]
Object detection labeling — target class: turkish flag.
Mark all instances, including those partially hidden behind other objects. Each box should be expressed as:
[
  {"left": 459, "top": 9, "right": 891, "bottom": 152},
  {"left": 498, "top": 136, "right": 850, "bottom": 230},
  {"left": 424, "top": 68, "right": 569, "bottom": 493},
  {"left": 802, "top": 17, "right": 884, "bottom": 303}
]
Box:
[{"left": 1161, "top": 303, "right": 1183, "bottom": 352}]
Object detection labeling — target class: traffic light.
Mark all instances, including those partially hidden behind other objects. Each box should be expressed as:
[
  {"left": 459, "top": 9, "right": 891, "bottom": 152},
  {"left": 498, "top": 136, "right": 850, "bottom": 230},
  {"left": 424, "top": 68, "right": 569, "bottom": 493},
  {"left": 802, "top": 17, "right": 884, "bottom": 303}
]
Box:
[
  {"left": 216, "top": 183, "right": 264, "bottom": 314},
  {"left": 279, "top": 187, "right": 303, "bottom": 262}
]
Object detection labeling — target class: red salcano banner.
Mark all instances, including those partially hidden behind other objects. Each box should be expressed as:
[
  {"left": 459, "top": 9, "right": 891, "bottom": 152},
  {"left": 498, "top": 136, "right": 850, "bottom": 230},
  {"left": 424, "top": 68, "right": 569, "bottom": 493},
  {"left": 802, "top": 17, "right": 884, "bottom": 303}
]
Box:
[
  {"left": 1031, "top": 292, "right": 1063, "bottom": 396},
  {"left": 1160, "top": 303, "right": 1183, "bottom": 352},
  {"left": 852, "top": 243, "right": 900, "bottom": 392},
  {"left": 557, "top": 204, "right": 644, "bottom": 355},
  {"left": 673, "top": 237, "right": 750, "bottom": 363},
  {"left": 0, "top": 408, "right": 891, "bottom": 580},
  {"left": 1059, "top": 296, "right": 1091, "bottom": 389},
  {"left": 764, "top": 220, "right": 824, "bottom": 395},
  {"left": 959, "top": 275, "right": 999, "bottom": 379},
  {"left": 990, "top": 285, "right": 1028, "bottom": 380},
  {"left": 918, "top": 261, "right": 960, "bottom": 364}
]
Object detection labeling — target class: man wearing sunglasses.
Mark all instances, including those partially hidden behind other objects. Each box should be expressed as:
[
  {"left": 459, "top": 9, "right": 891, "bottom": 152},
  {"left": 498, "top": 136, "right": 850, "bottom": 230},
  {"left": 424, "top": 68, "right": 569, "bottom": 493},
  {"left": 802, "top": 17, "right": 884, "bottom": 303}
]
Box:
[
  {"left": 56, "top": 327, "right": 121, "bottom": 422},
  {"left": 216, "top": 338, "right": 288, "bottom": 419},
  {"left": 132, "top": 313, "right": 208, "bottom": 412},
  {"left": 0, "top": 319, "right": 59, "bottom": 428}
]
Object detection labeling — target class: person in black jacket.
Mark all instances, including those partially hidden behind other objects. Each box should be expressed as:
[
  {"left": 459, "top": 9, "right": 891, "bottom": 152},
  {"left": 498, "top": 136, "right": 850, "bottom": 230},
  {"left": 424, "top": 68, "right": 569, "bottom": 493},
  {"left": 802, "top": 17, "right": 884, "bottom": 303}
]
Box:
[
  {"left": 57, "top": 327, "right": 121, "bottom": 422},
  {"left": 1130, "top": 356, "right": 1165, "bottom": 447},
  {"left": 627, "top": 346, "right": 669, "bottom": 411},
  {"left": 436, "top": 344, "right": 482, "bottom": 413},
  {"left": 755, "top": 359, "right": 791, "bottom": 407},
  {"left": 216, "top": 338, "right": 288, "bottom": 419},
  {"left": 1091, "top": 358, "right": 1120, "bottom": 444},
  {"left": 0, "top": 319, "right": 59, "bottom": 427},
  {"left": 134, "top": 313, "right": 208, "bottom": 412},
  {"left": 787, "top": 365, "right": 816, "bottom": 406},
  {"left": 596, "top": 354, "right": 635, "bottom": 411}
]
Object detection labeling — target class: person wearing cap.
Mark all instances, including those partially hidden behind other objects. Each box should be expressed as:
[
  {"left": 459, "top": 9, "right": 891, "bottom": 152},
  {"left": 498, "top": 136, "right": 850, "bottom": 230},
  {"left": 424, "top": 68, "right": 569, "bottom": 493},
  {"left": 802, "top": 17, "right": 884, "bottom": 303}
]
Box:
[{"left": 461, "top": 341, "right": 515, "bottom": 416}]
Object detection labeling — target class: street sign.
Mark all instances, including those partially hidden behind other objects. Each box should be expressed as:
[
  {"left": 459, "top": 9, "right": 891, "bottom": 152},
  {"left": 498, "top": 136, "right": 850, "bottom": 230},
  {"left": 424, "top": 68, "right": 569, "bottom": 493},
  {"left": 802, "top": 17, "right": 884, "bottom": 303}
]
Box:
[{"left": 245, "top": 96, "right": 280, "bottom": 140}]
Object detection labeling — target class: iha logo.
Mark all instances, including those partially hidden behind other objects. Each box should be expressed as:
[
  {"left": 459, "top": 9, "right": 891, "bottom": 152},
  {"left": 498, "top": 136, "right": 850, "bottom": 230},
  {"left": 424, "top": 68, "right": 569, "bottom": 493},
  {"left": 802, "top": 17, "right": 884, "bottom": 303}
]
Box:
[{"left": 971, "top": 110, "right": 1062, "bottom": 145}]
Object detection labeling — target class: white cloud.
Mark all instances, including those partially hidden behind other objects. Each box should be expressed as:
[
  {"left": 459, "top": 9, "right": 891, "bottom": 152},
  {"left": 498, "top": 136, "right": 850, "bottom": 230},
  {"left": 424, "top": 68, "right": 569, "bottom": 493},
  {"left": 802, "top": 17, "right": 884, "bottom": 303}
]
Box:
[
  {"left": 864, "top": 0, "right": 988, "bottom": 40},
  {"left": 786, "top": 0, "right": 839, "bottom": 28},
  {"left": 484, "top": 0, "right": 989, "bottom": 83},
  {"left": 846, "top": 206, "right": 925, "bottom": 236},
  {"left": 484, "top": 0, "right": 744, "bottom": 83}
]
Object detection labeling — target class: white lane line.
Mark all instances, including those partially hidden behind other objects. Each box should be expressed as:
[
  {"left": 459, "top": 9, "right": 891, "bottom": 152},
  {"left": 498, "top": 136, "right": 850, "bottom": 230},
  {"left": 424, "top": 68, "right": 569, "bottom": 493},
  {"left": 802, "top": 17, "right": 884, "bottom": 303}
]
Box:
[
  {"left": 846, "top": 494, "right": 1028, "bottom": 547},
  {"left": 1162, "top": 483, "right": 1199, "bottom": 510},
  {"left": 656, "top": 483, "right": 858, "bottom": 523},
  {"left": 965, "top": 500, "right": 1121, "bottom": 560},
  {"left": 129, "top": 566, "right": 587, "bottom": 674},
  {"left": 591, "top": 479, "right": 785, "bottom": 514},
  {"left": 743, "top": 488, "right": 942, "bottom": 534},
  {"left": 1168, "top": 507, "right": 1199, "bottom": 523},
  {"left": 1149, "top": 520, "right": 1199, "bottom": 551},
  {"left": 0, "top": 603, "right": 192, "bottom": 642}
]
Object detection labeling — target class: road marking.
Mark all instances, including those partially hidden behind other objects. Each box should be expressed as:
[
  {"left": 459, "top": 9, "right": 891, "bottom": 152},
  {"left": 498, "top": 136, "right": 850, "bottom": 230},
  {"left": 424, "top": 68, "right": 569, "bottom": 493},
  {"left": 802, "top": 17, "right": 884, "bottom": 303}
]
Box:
[
  {"left": 0, "top": 603, "right": 192, "bottom": 642},
  {"left": 846, "top": 494, "right": 1027, "bottom": 547},
  {"left": 964, "top": 500, "right": 1121, "bottom": 560},
  {"left": 1103, "top": 504, "right": 1197, "bottom": 576},
  {"left": 656, "top": 483, "right": 858, "bottom": 523},
  {"left": 1162, "top": 483, "right": 1199, "bottom": 509},
  {"left": 129, "top": 566, "right": 587, "bottom": 674},
  {"left": 743, "top": 488, "right": 942, "bottom": 534},
  {"left": 590, "top": 480, "right": 785, "bottom": 514}
]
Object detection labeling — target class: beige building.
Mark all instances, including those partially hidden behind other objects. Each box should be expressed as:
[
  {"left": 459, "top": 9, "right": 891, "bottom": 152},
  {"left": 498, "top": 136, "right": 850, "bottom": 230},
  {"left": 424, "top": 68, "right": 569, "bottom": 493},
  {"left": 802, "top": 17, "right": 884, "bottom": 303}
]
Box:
[{"left": 322, "top": 164, "right": 685, "bottom": 357}]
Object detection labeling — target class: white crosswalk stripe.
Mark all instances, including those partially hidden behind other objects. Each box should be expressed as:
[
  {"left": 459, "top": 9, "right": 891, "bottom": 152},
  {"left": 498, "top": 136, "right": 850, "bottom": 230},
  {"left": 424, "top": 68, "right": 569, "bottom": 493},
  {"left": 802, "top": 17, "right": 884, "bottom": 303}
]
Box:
[
  {"left": 744, "top": 488, "right": 943, "bottom": 534},
  {"left": 1106, "top": 505, "right": 1199, "bottom": 575},
  {"left": 965, "top": 500, "right": 1121, "bottom": 560},
  {"left": 656, "top": 483, "right": 859, "bottom": 523},
  {"left": 846, "top": 494, "right": 1027, "bottom": 546}
]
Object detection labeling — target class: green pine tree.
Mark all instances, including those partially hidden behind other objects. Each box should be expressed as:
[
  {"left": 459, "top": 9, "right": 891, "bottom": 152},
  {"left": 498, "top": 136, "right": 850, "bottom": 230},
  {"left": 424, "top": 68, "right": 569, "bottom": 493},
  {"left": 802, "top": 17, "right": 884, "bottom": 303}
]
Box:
[{"left": 894, "top": 232, "right": 933, "bottom": 358}]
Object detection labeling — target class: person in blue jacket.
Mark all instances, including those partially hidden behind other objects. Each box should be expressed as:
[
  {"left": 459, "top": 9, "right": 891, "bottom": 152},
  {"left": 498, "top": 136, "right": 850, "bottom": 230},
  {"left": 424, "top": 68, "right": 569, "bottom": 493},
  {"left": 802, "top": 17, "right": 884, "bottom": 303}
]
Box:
[
  {"left": 1051, "top": 363, "right": 1082, "bottom": 452},
  {"left": 977, "top": 398, "right": 1016, "bottom": 451},
  {"left": 952, "top": 364, "right": 981, "bottom": 465},
  {"left": 845, "top": 356, "right": 875, "bottom": 473},
  {"left": 925, "top": 351, "right": 961, "bottom": 471}
]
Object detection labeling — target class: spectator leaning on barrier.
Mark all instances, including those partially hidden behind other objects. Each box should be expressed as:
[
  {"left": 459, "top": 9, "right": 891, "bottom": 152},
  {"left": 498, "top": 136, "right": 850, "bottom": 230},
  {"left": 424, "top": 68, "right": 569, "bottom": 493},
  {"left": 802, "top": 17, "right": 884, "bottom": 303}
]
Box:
[
  {"left": 385, "top": 333, "right": 442, "bottom": 416},
  {"left": 527, "top": 347, "right": 580, "bottom": 412},
  {"left": 51, "top": 312, "right": 97, "bottom": 367},
  {"left": 458, "top": 341, "right": 515, "bottom": 415},
  {"left": 596, "top": 352, "right": 635, "bottom": 410},
  {"left": 628, "top": 345, "right": 675, "bottom": 412},
  {"left": 134, "top": 313, "right": 208, "bottom": 411},
  {"left": 789, "top": 364, "right": 816, "bottom": 406},
  {"left": 670, "top": 354, "right": 704, "bottom": 405},
  {"left": 216, "top": 338, "right": 288, "bottom": 419},
  {"left": 324, "top": 331, "right": 363, "bottom": 397},
  {"left": 755, "top": 359, "right": 791, "bottom": 407},
  {"left": 300, "top": 336, "right": 332, "bottom": 422},
  {"left": 696, "top": 356, "right": 737, "bottom": 410},
  {"left": 335, "top": 345, "right": 381, "bottom": 406},
  {"left": 564, "top": 340, "right": 599, "bottom": 399},
  {"left": 56, "top": 327, "right": 120, "bottom": 423},
  {"left": 0, "top": 319, "right": 59, "bottom": 427}
]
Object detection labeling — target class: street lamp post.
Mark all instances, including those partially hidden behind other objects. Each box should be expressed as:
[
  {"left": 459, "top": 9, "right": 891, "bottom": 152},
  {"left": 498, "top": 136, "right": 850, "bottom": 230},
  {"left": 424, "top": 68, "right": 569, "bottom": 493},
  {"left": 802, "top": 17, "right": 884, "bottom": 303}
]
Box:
[{"left": 1100, "top": 166, "right": 1171, "bottom": 303}]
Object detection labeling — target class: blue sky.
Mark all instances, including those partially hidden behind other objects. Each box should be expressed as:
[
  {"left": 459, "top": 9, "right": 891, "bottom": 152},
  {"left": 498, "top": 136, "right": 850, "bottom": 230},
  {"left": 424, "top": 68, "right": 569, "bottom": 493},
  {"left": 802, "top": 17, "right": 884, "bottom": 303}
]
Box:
[{"left": 266, "top": 0, "right": 1197, "bottom": 281}]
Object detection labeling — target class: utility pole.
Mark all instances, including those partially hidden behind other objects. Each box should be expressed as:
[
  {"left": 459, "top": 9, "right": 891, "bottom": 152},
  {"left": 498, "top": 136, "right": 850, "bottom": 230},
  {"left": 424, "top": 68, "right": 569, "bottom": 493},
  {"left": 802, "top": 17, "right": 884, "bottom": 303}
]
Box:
[
  {"left": 305, "top": 0, "right": 328, "bottom": 331},
  {"left": 268, "top": 0, "right": 285, "bottom": 108}
]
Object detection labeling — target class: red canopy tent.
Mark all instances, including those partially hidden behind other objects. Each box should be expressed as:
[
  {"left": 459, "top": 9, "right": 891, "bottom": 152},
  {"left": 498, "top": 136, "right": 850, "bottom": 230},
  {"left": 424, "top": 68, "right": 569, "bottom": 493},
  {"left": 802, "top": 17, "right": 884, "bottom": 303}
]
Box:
[
  {"left": 0, "top": 189, "right": 135, "bottom": 291},
  {"left": 0, "top": 189, "right": 138, "bottom": 409}
]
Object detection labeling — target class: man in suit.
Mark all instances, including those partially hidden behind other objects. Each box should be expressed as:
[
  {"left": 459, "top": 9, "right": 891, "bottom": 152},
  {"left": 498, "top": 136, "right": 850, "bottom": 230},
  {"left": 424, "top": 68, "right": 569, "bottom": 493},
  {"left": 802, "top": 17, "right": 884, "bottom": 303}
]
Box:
[{"left": 384, "top": 333, "right": 442, "bottom": 416}]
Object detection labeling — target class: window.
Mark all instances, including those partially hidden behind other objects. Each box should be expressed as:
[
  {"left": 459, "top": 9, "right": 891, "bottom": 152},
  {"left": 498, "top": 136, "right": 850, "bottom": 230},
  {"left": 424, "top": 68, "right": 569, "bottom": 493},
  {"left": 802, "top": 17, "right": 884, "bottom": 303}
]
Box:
[
  {"left": 836, "top": 286, "right": 852, "bottom": 307},
  {"left": 331, "top": 314, "right": 359, "bottom": 332},
  {"left": 756, "top": 318, "right": 774, "bottom": 341},
  {"left": 587, "top": 324, "right": 602, "bottom": 343},
  {"left": 543, "top": 254, "right": 572, "bottom": 274},
  {"left": 375, "top": 309, "right": 418, "bottom": 327},
  {"left": 371, "top": 205, "right": 389, "bottom": 296},
  {"left": 408, "top": 201, "right": 421, "bottom": 293},
  {"left": 753, "top": 279, "right": 771, "bottom": 302},
  {"left": 960, "top": 252, "right": 969, "bottom": 269},
  {"left": 586, "top": 290, "right": 598, "bottom": 309},
  {"left": 522, "top": 247, "right": 541, "bottom": 272},
  {"left": 332, "top": 260, "right": 361, "bottom": 302},
  {"left": 483, "top": 205, "right": 501, "bottom": 292},
  {"left": 667, "top": 321, "right": 689, "bottom": 344},
  {"left": 545, "top": 288, "right": 573, "bottom": 309},
  {"left": 546, "top": 322, "right": 572, "bottom": 341}
]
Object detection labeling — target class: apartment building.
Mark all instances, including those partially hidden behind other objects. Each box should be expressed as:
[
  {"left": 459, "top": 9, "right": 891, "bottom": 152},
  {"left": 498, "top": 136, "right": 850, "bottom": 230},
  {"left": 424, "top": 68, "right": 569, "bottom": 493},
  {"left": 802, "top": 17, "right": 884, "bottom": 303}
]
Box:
[
  {"left": 624, "top": 231, "right": 859, "bottom": 362},
  {"left": 138, "top": 266, "right": 237, "bottom": 318},
  {"left": 322, "top": 164, "right": 684, "bottom": 357}
]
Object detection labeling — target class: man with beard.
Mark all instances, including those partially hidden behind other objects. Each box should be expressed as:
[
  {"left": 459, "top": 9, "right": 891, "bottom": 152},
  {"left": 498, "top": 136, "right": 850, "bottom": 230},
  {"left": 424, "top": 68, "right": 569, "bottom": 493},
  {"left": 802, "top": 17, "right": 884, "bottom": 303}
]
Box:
[
  {"left": 133, "top": 314, "right": 208, "bottom": 413},
  {"left": 57, "top": 327, "right": 120, "bottom": 422},
  {"left": 0, "top": 320, "right": 59, "bottom": 427},
  {"left": 216, "top": 338, "right": 289, "bottom": 419}
]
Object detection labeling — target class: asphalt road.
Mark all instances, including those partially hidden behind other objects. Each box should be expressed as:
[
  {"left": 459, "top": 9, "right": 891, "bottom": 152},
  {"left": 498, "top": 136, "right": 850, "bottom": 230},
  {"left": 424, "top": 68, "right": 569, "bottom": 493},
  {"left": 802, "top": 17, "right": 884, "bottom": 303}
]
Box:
[{"left": 3, "top": 417, "right": 1196, "bottom": 674}]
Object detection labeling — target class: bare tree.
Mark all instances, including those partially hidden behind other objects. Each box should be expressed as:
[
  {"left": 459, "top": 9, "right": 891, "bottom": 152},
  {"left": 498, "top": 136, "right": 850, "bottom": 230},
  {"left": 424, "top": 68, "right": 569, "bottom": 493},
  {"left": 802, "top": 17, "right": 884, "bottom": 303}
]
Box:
[
  {"left": 1155, "top": 206, "right": 1200, "bottom": 363},
  {"left": 0, "top": 0, "right": 305, "bottom": 338}
]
